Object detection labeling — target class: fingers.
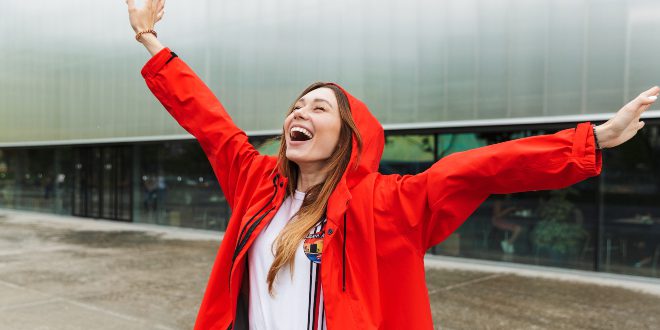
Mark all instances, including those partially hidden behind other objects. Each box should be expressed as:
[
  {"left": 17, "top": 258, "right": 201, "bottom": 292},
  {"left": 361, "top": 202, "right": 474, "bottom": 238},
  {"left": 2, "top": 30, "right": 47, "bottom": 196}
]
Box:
[
  {"left": 624, "top": 86, "right": 660, "bottom": 116},
  {"left": 157, "top": 0, "right": 165, "bottom": 12},
  {"left": 643, "top": 85, "right": 660, "bottom": 97},
  {"left": 636, "top": 86, "right": 660, "bottom": 106},
  {"left": 148, "top": 0, "right": 159, "bottom": 23},
  {"left": 156, "top": 9, "right": 164, "bottom": 22},
  {"left": 126, "top": 0, "right": 135, "bottom": 10},
  {"left": 640, "top": 101, "right": 652, "bottom": 112},
  {"left": 638, "top": 121, "right": 645, "bottom": 130}
]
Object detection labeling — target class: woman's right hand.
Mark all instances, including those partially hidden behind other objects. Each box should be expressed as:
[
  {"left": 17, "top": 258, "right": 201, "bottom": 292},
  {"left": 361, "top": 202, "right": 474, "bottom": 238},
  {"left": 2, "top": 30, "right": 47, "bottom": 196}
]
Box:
[
  {"left": 126, "top": 0, "right": 166, "bottom": 55},
  {"left": 126, "top": 0, "right": 165, "bottom": 35}
]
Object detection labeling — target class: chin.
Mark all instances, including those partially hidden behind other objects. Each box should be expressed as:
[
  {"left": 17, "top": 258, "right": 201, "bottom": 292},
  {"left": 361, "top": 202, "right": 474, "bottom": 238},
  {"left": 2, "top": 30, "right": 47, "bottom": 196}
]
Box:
[
  {"left": 284, "top": 150, "right": 303, "bottom": 164},
  {"left": 284, "top": 151, "right": 328, "bottom": 168}
]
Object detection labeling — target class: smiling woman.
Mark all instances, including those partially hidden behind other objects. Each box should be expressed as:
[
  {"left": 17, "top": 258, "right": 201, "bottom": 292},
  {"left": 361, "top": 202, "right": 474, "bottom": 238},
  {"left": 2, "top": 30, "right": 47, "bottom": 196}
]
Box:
[
  {"left": 270, "top": 82, "right": 361, "bottom": 300},
  {"left": 283, "top": 84, "right": 354, "bottom": 190},
  {"left": 125, "top": 1, "right": 658, "bottom": 329}
]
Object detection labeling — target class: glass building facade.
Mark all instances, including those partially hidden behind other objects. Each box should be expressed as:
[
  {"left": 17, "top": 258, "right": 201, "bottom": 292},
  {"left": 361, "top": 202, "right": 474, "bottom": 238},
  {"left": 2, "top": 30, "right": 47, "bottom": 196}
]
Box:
[
  {"left": 1, "top": 0, "right": 660, "bottom": 279},
  {"left": 2, "top": 120, "right": 659, "bottom": 278}
]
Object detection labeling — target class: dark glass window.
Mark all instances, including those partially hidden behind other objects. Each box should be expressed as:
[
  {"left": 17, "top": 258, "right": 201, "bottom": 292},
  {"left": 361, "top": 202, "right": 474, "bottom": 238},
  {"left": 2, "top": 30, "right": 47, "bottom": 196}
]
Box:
[
  {"left": 380, "top": 134, "right": 435, "bottom": 175},
  {"left": 54, "top": 147, "right": 74, "bottom": 215},
  {"left": 1, "top": 122, "right": 659, "bottom": 279},
  {"left": 251, "top": 136, "right": 281, "bottom": 156},
  {"left": 136, "top": 140, "right": 228, "bottom": 230},
  {"left": 0, "top": 148, "right": 57, "bottom": 213},
  {"left": 0, "top": 149, "right": 18, "bottom": 210},
  {"left": 601, "top": 123, "right": 660, "bottom": 277},
  {"left": 430, "top": 127, "right": 599, "bottom": 272}
]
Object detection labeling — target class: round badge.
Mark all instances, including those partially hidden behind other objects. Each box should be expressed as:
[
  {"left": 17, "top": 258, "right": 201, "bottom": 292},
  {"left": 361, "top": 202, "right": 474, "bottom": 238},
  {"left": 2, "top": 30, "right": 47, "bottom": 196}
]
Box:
[{"left": 303, "top": 230, "right": 324, "bottom": 264}]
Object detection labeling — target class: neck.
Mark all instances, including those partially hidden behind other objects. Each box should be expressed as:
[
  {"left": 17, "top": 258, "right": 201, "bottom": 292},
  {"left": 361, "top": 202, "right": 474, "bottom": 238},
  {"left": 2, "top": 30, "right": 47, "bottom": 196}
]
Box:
[{"left": 296, "top": 162, "right": 327, "bottom": 192}]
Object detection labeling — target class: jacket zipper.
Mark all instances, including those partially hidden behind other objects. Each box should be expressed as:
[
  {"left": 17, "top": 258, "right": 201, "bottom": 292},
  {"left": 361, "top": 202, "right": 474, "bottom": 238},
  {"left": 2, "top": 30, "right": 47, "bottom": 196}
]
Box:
[
  {"left": 228, "top": 174, "right": 280, "bottom": 290},
  {"left": 232, "top": 206, "right": 276, "bottom": 261},
  {"left": 234, "top": 174, "right": 280, "bottom": 254}
]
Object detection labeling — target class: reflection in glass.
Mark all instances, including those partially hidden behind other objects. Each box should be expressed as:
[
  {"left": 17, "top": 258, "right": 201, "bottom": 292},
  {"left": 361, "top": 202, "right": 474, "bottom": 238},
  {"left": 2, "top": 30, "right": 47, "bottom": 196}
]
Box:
[
  {"left": 531, "top": 188, "right": 590, "bottom": 267},
  {"left": 54, "top": 148, "right": 74, "bottom": 215},
  {"left": 252, "top": 137, "right": 281, "bottom": 156},
  {"left": 0, "top": 147, "right": 74, "bottom": 215},
  {"left": 601, "top": 125, "right": 660, "bottom": 277},
  {"left": 136, "top": 141, "right": 229, "bottom": 231},
  {"left": 0, "top": 149, "right": 17, "bottom": 209},
  {"left": 430, "top": 128, "right": 599, "bottom": 272},
  {"left": 380, "top": 135, "right": 434, "bottom": 175},
  {"left": 0, "top": 148, "right": 58, "bottom": 213}
]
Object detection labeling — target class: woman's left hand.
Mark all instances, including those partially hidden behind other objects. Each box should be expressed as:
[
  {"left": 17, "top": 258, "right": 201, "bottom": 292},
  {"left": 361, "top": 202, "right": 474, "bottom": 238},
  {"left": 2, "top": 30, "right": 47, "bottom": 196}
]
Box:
[{"left": 595, "top": 86, "right": 659, "bottom": 149}]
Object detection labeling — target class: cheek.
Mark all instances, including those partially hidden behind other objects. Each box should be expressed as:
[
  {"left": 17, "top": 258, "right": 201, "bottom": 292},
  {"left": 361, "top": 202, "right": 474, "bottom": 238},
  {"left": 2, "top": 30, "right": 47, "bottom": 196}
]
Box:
[
  {"left": 283, "top": 115, "right": 293, "bottom": 137},
  {"left": 318, "top": 122, "right": 342, "bottom": 151},
  {"left": 283, "top": 114, "right": 293, "bottom": 127}
]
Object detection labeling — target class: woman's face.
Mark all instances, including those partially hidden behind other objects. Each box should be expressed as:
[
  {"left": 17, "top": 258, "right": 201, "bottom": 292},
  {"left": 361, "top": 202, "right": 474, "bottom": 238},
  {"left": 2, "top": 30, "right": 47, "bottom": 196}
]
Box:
[{"left": 284, "top": 87, "right": 342, "bottom": 168}]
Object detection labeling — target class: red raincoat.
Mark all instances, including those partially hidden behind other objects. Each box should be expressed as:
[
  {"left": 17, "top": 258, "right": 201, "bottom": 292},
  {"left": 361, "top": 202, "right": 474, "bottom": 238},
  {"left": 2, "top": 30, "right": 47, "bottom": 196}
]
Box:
[{"left": 142, "top": 48, "right": 602, "bottom": 329}]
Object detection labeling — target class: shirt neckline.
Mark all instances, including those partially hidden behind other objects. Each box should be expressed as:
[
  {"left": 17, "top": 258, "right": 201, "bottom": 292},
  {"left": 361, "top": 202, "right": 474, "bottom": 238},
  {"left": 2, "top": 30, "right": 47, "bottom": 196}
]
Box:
[{"left": 293, "top": 190, "right": 306, "bottom": 201}]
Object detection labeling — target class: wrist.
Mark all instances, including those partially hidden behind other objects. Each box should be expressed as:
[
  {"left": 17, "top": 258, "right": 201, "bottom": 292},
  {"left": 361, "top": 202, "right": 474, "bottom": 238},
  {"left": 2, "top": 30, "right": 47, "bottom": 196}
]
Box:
[
  {"left": 594, "top": 122, "right": 614, "bottom": 149},
  {"left": 138, "top": 33, "right": 165, "bottom": 57},
  {"left": 137, "top": 30, "right": 157, "bottom": 43}
]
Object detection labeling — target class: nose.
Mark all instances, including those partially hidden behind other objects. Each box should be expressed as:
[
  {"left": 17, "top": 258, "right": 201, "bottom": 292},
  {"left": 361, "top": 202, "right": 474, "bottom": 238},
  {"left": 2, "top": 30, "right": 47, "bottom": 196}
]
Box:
[{"left": 293, "top": 106, "right": 309, "bottom": 120}]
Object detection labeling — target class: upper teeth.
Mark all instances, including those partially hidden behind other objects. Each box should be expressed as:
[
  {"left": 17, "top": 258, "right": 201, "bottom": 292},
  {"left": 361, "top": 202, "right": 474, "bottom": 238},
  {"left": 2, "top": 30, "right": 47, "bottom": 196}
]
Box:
[{"left": 291, "top": 126, "right": 313, "bottom": 139}]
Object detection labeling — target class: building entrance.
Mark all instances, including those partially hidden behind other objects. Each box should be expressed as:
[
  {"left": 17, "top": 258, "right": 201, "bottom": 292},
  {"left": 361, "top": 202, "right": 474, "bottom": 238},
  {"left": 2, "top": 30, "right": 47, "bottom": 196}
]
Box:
[{"left": 72, "top": 146, "right": 132, "bottom": 221}]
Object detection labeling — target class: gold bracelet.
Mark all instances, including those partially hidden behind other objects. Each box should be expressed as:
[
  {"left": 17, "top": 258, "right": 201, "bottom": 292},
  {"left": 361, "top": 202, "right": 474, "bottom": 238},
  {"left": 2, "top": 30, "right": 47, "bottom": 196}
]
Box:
[{"left": 135, "top": 29, "right": 157, "bottom": 42}]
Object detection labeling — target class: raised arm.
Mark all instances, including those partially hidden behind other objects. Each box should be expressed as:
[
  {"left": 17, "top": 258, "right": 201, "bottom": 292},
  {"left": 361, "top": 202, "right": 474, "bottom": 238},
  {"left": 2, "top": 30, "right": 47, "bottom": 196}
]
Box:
[
  {"left": 126, "top": 0, "right": 269, "bottom": 208},
  {"left": 375, "top": 122, "right": 602, "bottom": 252},
  {"left": 375, "top": 86, "right": 659, "bottom": 253}
]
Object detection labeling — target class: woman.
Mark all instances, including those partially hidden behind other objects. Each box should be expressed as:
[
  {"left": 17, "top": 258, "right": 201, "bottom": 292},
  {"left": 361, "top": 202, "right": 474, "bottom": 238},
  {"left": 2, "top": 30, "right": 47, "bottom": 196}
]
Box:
[{"left": 126, "top": 1, "right": 658, "bottom": 329}]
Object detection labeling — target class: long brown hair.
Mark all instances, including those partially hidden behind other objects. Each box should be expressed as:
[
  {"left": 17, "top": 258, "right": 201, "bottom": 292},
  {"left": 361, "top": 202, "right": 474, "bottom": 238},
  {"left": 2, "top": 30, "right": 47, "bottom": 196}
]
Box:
[{"left": 267, "top": 82, "right": 362, "bottom": 294}]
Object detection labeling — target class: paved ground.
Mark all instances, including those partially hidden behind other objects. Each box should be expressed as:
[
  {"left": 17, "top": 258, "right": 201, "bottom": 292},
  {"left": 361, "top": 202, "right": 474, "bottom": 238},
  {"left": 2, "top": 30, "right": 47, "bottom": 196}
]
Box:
[{"left": 0, "top": 210, "right": 659, "bottom": 330}]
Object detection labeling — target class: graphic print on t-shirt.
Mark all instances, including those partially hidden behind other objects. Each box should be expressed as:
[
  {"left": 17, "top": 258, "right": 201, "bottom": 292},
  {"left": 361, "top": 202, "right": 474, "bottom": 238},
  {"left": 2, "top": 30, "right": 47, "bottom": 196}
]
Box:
[{"left": 303, "top": 218, "right": 326, "bottom": 264}]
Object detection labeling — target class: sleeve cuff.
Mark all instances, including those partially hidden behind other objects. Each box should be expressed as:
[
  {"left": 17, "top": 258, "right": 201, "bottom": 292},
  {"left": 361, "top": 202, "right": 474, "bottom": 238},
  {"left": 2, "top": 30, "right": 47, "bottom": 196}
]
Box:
[
  {"left": 140, "top": 47, "right": 173, "bottom": 79},
  {"left": 574, "top": 121, "right": 603, "bottom": 176}
]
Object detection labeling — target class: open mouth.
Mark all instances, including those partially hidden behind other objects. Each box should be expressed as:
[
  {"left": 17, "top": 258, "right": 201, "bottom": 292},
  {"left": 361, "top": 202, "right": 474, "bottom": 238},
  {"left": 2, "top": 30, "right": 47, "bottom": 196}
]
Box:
[{"left": 290, "top": 126, "right": 314, "bottom": 142}]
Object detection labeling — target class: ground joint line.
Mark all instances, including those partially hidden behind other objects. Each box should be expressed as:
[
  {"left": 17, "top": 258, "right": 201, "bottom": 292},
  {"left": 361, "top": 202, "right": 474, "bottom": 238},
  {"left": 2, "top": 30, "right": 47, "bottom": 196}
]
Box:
[
  {"left": 0, "top": 278, "right": 175, "bottom": 330},
  {"left": 430, "top": 273, "right": 504, "bottom": 294}
]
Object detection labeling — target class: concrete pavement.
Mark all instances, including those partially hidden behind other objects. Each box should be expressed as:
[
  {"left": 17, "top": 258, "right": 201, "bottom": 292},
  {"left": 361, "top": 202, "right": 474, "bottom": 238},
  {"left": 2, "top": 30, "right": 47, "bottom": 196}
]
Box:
[{"left": 1, "top": 210, "right": 658, "bottom": 329}]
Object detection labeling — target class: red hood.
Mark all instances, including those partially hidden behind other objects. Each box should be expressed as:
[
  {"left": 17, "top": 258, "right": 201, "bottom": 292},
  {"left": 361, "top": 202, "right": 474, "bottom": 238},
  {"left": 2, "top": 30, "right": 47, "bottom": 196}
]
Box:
[
  {"left": 328, "top": 83, "right": 384, "bottom": 188},
  {"left": 318, "top": 83, "right": 384, "bottom": 224}
]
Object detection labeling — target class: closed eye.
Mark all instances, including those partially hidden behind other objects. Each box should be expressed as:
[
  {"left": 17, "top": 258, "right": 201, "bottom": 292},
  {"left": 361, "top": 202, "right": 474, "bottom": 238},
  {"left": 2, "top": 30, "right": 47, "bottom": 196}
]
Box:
[{"left": 291, "top": 105, "right": 326, "bottom": 112}]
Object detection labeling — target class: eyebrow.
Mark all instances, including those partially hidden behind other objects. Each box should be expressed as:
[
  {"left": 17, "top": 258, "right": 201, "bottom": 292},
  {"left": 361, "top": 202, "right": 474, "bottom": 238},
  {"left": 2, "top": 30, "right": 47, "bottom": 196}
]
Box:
[{"left": 297, "top": 98, "right": 334, "bottom": 109}]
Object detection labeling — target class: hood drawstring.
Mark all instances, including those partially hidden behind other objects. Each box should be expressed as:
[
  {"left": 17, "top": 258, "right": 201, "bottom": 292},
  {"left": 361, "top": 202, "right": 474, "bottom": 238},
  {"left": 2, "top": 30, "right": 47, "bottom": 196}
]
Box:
[{"left": 342, "top": 212, "right": 347, "bottom": 292}]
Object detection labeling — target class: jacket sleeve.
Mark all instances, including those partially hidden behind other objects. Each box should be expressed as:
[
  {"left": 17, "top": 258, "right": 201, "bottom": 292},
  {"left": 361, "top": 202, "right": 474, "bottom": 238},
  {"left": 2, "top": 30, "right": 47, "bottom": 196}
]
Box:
[
  {"left": 374, "top": 122, "right": 602, "bottom": 253},
  {"left": 141, "top": 47, "right": 262, "bottom": 209}
]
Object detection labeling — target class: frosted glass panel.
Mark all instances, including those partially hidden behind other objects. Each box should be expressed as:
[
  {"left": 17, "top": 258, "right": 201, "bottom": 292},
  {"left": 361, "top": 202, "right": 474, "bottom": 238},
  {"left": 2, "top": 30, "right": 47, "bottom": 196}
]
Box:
[{"left": 2, "top": 0, "right": 660, "bottom": 144}]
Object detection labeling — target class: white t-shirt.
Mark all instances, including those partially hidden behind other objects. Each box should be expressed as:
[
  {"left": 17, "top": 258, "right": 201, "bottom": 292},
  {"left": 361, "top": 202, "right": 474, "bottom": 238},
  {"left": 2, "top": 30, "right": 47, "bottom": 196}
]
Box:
[{"left": 247, "top": 190, "right": 327, "bottom": 330}]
